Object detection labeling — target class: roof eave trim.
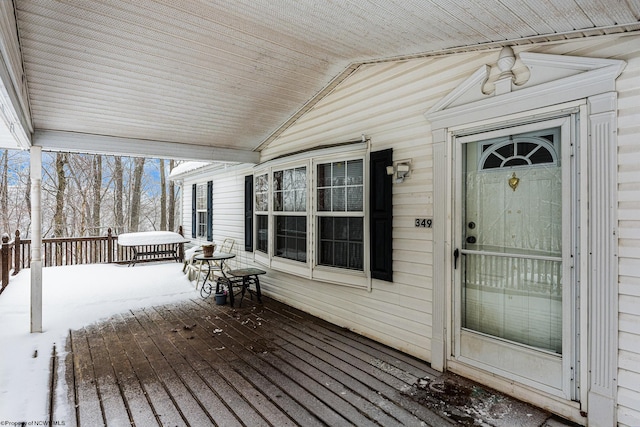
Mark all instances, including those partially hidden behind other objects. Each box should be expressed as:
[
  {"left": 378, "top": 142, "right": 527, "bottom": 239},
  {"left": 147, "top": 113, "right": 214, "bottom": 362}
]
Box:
[{"left": 33, "top": 130, "right": 260, "bottom": 163}]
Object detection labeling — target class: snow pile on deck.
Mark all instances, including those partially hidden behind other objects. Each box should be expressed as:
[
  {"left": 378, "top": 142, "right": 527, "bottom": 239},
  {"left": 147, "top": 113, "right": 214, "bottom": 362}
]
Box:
[{"left": 0, "top": 262, "right": 198, "bottom": 423}]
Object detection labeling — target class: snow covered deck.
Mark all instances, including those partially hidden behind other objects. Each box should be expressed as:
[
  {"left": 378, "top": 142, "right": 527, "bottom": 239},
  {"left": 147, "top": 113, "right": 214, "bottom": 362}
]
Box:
[
  {"left": 0, "top": 262, "right": 568, "bottom": 426},
  {"left": 53, "top": 296, "right": 567, "bottom": 427}
]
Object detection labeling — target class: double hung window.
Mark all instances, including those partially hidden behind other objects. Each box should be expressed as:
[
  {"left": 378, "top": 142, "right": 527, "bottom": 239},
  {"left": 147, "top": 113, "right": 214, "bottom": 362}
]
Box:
[
  {"left": 196, "top": 183, "right": 207, "bottom": 238},
  {"left": 317, "top": 160, "right": 364, "bottom": 270},
  {"left": 254, "top": 174, "right": 269, "bottom": 254},
  {"left": 273, "top": 166, "right": 307, "bottom": 262}
]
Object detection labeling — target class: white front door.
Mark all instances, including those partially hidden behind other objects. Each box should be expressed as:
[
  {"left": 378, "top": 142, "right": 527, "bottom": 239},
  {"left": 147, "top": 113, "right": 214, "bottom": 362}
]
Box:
[{"left": 454, "top": 117, "right": 576, "bottom": 399}]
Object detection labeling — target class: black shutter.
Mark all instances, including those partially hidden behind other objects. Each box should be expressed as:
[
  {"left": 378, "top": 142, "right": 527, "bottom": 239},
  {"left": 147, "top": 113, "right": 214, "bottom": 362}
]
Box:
[
  {"left": 244, "top": 175, "right": 254, "bottom": 252},
  {"left": 206, "top": 180, "right": 213, "bottom": 242},
  {"left": 191, "top": 184, "right": 197, "bottom": 238},
  {"left": 369, "top": 148, "right": 393, "bottom": 281}
]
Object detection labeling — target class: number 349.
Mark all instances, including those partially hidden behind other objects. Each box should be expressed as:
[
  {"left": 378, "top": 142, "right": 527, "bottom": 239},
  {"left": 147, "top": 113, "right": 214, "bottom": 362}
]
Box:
[{"left": 415, "top": 218, "right": 433, "bottom": 228}]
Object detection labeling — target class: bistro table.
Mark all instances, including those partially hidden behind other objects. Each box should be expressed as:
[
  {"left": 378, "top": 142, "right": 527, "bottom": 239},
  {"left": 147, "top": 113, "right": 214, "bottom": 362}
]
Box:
[{"left": 195, "top": 252, "right": 236, "bottom": 300}]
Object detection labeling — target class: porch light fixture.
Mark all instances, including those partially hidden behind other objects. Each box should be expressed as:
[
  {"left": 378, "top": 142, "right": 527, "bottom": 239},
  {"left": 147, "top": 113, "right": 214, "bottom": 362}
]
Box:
[{"left": 387, "top": 159, "right": 412, "bottom": 183}]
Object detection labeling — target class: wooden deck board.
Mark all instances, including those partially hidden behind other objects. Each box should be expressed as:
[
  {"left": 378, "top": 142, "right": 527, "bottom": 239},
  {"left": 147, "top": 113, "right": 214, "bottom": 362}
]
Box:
[
  {"left": 98, "top": 320, "right": 160, "bottom": 427},
  {"left": 69, "top": 328, "right": 106, "bottom": 426},
  {"left": 60, "top": 296, "right": 455, "bottom": 427}
]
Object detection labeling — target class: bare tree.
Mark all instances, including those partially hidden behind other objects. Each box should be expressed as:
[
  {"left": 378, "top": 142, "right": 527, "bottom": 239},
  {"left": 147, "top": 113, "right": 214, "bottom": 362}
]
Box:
[
  {"left": 113, "top": 156, "right": 123, "bottom": 234},
  {"left": 129, "top": 157, "right": 145, "bottom": 232},
  {"left": 91, "top": 155, "right": 102, "bottom": 236},
  {"left": 53, "top": 153, "right": 67, "bottom": 237}
]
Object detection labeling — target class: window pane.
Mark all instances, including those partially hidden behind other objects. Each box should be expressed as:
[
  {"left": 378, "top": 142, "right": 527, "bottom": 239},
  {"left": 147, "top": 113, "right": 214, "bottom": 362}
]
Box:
[
  {"left": 275, "top": 166, "right": 306, "bottom": 213},
  {"left": 273, "top": 170, "right": 283, "bottom": 191},
  {"left": 275, "top": 216, "right": 307, "bottom": 262},
  {"left": 276, "top": 236, "right": 286, "bottom": 257},
  {"left": 294, "top": 167, "right": 306, "bottom": 188},
  {"left": 318, "top": 163, "right": 332, "bottom": 187},
  {"left": 320, "top": 217, "right": 333, "bottom": 239},
  {"left": 283, "top": 169, "right": 293, "bottom": 190},
  {"left": 255, "top": 174, "right": 268, "bottom": 192},
  {"left": 257, "top": 215, "right": 268, "bottom": 253},
  {"left": 348, "top": 242, "right": 364, "bottom": 269},
  {"left": 256, "top": 193, "right": 268, "bottom": 211},
  {"left": 349, "top": 218, "right": 363, "bottom": 241},
  {"left": 197, "top": 212, "right": 207, "bottom": 237},
  {"left": 317, "top": 159, "right": 363, "bottom": 213},
  {"left": 320, "top": 241, "right": 333, "bottom": 265},
  {"left": 317, "top": 216, "right": 363, "bottom": 271},
  {"left": 334, "top": 217, "right": 348, "bottom": 240},
  {"left": 332, "top": 161, "right": 346, "bottom": 185},
  {"left": 347, "top": 186, "right": 363, "bottom": 211},
  {"left": 255, "top": 174, "right": 269, "bottom": 211},
  {"left": 196, "top": 184, "right": 207, "bottom": 210},
  {"left": 283, "top": 190, "right": 295, "bottom": 211},
  {"left": 334, "top": 242, "right": 348, "bottom": 267},
  {"left": 347, "top": 159, "right": 363, "bottom": 185},
  {"left": 297, "top": 236, "right": 307, "bottom": 262},
  {"left": 274, "top": 191, "right": 283, "bottom": 211},
  {"left": 296, "top": 216, "right": 306, "bottom": 233},
  {"left": 332, "top": 187, "right": 345, "bottom": 211},
  {"left": 318, "top": 188, "right": 331, "bottom": 211},
  {"left": 295, "top": 189, "right": 306, "bottom": 212}
]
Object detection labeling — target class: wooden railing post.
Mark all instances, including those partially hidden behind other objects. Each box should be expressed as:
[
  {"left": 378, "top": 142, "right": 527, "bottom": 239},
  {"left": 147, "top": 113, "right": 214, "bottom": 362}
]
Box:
[
  {"left": 107, "top": 228, "right": 113, "bottom": 263},
  {"left": 178, "top": 225, "right": 185, "bottom": 261},
  {"left": 13, "top": 230, "right": 21, "bottom": 275},
  {"left": 1, "top": 233, "right": 9, "bottom": 289}
]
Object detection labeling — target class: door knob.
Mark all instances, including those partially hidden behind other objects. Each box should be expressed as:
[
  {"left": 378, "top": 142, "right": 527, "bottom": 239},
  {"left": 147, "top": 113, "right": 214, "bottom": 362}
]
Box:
[{"left": 466, "top": 236, "right": 476, "bottom": 244}]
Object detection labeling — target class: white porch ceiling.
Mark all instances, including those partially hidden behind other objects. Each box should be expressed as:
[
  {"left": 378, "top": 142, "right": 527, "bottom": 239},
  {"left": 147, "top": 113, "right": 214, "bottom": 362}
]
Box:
[{"left": 4, "top": 0, "right": 640, "bottom": 161}]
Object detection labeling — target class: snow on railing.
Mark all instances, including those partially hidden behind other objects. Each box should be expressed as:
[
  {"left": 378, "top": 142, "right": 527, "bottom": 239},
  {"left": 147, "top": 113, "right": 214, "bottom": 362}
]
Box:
[{"left": 0, "top": 226, "right": 185, "bottom": 292}]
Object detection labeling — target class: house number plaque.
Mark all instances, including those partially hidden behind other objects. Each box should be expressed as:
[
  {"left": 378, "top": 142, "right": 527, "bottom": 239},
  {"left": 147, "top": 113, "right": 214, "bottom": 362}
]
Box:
[{"left": 415, "top": 218, "right": 433, "bottom": 228}]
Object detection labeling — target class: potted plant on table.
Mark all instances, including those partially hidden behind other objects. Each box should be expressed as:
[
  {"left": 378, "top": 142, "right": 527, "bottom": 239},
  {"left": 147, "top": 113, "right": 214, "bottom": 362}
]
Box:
[{"left": 202, "top": 243, "right": 216, "bottom": 257}]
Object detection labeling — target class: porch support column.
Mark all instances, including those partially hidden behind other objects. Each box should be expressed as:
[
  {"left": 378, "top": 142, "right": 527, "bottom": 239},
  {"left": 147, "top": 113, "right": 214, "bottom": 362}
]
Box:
[
  {"left": 431, "top": 129, "right": 448, "bottom": 371},
  {"left": 586, "top": 92, "right": 618, "bottom": 427},
  {"left": 30, "top": 146, "right": 42, "bottom": 333}
]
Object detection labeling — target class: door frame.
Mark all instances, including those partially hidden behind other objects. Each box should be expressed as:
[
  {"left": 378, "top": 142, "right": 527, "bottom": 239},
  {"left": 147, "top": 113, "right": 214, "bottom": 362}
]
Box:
[{"left": 452, "top": 115, "right": 576, "bottom": 400}]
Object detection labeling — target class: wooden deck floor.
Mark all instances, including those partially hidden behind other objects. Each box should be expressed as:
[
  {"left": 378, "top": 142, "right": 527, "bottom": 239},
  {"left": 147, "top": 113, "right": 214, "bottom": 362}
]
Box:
[
  {"left": 52, "top": 294, "right": 562, "bottom": 427},
  {"left": 55, "top": 296, "right": 455, "bottom": 427}
]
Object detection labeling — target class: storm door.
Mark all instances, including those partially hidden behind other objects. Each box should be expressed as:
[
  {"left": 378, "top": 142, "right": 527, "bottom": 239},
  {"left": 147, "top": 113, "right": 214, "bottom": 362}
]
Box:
[{"left": 454, "top": 118, "right": 575, "bottom": 398}]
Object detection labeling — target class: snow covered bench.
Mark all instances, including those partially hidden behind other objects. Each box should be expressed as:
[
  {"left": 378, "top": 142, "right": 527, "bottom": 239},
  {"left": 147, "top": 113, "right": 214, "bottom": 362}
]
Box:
[{"left": 117, "top": 231, "right": 190, "bottom": 266}]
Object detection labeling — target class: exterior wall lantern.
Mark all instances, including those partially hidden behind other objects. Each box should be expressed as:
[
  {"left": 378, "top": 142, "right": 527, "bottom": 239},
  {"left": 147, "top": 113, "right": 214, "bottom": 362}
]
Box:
[{"left": 386, "top": 159, "right": 412, "bottom": 183}]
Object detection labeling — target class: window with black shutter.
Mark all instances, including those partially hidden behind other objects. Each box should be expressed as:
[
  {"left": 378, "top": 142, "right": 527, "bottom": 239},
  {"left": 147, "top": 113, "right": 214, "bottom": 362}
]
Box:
[{"left": 249, "top": 142, "right": 382, "bottom": 288}]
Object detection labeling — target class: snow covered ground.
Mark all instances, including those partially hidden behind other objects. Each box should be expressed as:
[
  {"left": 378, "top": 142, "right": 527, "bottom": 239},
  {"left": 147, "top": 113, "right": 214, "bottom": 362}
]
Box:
[{"left": 0, "top": 262, "right": 199, "bottom": 423}]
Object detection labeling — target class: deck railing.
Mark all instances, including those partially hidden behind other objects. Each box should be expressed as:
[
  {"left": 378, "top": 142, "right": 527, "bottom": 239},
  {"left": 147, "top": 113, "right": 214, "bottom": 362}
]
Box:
[{"left": 0, "top": 227, "right": 185, "bottom": 293}]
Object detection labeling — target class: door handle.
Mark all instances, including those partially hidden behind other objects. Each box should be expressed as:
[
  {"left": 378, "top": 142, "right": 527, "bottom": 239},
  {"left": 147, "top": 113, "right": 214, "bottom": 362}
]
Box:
[{"left": 454, "top": 248, "right": 460, "bottom": 269}]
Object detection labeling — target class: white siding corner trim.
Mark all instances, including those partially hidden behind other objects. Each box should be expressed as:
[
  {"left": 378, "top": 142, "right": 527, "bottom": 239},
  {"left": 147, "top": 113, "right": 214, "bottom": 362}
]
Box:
[{"left": 586, "top": 92, "right": 619, "bottom": 427}]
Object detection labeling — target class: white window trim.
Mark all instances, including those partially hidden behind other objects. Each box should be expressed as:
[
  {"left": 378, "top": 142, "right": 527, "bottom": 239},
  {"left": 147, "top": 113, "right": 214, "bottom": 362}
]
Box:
[{"left": 252, "top": 143, "right": 371, "bottom": 288}]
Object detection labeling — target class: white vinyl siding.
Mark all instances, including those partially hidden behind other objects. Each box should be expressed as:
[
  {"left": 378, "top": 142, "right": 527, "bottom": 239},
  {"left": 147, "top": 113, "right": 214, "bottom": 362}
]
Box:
[
  {"left": 615, "top": 39, "right": 640, "bottom": 427},
  {"left": 171, "top": 33, "right": 640, "bottom": 425},
  {"left": 258, "top": 34, "right": 640, "bottom": 424}
]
